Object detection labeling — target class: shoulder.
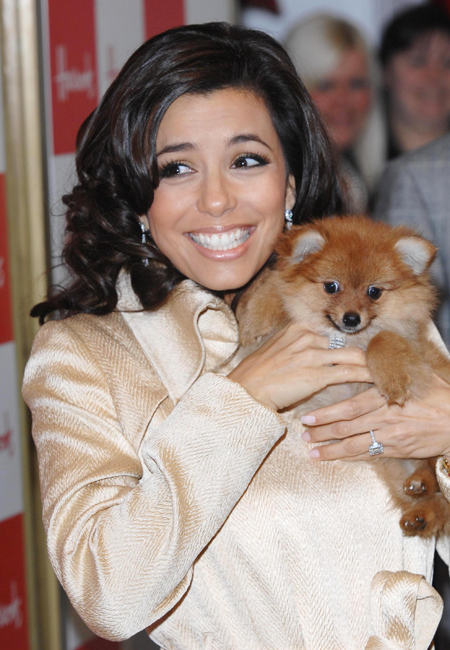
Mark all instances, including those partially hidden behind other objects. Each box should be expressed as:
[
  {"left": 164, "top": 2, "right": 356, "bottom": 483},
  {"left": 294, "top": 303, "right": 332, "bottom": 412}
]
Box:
[
  {"left": 23, "top": 310, "right": 166, "bottom": 406},
  {"left": 25, "top": 311, "right": 141, "bottom": 375},
  {"left": 384, "top": 134, "right": 450, "bottom": 179},
  {"left": 375, "top": 135, "right": 450, "bottom": 222},
  {"left": 23, "top": 311, "right": 169, "bottom": 454}
]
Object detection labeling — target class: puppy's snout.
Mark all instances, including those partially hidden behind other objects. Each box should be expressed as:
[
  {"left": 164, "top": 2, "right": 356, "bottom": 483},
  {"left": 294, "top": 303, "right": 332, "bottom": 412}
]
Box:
[{"left": 342, "top": 312, "right": 361, "bottom": 329}]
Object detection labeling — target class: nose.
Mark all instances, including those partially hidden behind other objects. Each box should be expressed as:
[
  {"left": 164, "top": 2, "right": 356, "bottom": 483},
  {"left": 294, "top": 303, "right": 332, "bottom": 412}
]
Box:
[
  {"left": 333, "top": 84, "right": 350, "bottom": 109},
  {"left": 197, "top": 169, "right": 235, "bottom": 218},
  {"left": 342, "top": 312, "right": 361, "bottom": 329}
]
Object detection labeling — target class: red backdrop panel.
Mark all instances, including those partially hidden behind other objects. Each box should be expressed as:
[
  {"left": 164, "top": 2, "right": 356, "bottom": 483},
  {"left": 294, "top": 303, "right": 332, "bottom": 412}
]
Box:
[
  {"left": 48, "top": 0, "right": 98, "bottom": 155},
  {"left": 0, "top": 174, "right": 13, "bottom": 344},
  {"left": 144, "top": 0, "right": 185, "bottom": 40},
  {"left": 0, "top": 514, "right": 29, "bottom": 649}
]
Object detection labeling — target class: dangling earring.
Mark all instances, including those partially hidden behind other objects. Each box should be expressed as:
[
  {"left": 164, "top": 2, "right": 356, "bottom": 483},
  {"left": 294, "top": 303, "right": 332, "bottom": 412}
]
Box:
[
  {"left": 139, "top": 222, "right": 149, "bottom": 266},
  {"left": 284, "top": 209, "right": 293, "bottom": 230}
]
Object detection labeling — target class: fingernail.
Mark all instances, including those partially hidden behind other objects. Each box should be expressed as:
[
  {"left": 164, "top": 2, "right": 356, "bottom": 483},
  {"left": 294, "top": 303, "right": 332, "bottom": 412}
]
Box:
[
  {"left": 302, "top": 431, "right": 311, "bottom": 441},
  {"left": 309, "top": 449, "right": 320, "bottom": 459},
  {"left": 301, "top": 415, "right": 316, "bottom": 425}
]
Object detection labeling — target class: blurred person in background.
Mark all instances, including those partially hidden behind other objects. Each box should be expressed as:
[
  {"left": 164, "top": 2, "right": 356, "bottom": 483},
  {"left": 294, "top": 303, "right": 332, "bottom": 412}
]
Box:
[
  {"left": 375, "top": 131, "right": 450, "bottom": 344},
  {"left": 286, "top": 13, "right": 386, "bottom": 213},
  {"left": 380, "top": 3, "right": 450, "bottom": 159}
]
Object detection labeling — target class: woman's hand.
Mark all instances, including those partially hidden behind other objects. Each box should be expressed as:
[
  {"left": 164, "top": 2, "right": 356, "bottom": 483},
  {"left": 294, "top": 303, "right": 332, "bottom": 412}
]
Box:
[
  {"left": 301, "top": 375, "right": 450, "bottom": 461},
  {"left": 228, "top": 323, "right": 371, "bottom": 411}
]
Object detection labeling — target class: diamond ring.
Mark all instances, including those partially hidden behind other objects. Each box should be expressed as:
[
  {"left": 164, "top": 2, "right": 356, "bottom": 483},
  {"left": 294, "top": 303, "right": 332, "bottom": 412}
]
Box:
[
  {"left": 368, "top": 430, "right": 384, "bottom": 456},
  {"left": 329, "top": 334, "right": 346, "bottom": 349}
]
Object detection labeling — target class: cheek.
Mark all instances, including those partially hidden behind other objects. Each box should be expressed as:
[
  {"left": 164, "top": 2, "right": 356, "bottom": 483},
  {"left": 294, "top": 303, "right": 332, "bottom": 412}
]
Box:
[
  {"left": 247, "top": 173, "right": 288, "bottom": 218},
  {"left": 309, "top": 91, "right": 333, "bottom": 117},
  {"left": 395, "top": 69, "right": 424, "bottom": 95},
  {"left": 354, "top": 91, "right": 371, "bottom": 117},
  {"left": 147, "top": 187, "right": 188, "bottom": 237}
]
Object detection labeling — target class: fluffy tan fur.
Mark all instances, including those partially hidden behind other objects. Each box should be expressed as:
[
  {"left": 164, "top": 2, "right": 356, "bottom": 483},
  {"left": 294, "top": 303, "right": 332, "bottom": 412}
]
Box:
[{"left": 236, "top": 215, "right": 450, "bottom": 537}]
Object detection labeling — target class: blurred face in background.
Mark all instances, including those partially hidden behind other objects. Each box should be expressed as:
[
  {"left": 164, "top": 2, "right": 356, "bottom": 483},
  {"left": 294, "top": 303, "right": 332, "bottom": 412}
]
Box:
[
  {"left": 385, "top": 30, "right": 450, "bottom": 130},
  {"left": 309, "top": 48, "right": 372, "bottom": 152}
]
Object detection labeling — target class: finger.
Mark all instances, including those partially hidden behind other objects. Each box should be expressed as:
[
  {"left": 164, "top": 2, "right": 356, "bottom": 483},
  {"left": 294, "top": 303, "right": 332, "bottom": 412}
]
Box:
[
  {"left": 303, "top": 406, "right": 389, "bottom": 443},
  {"left": 301, "top": 387, "right": 384, "bottom": 427},
  {"left": 308, "top": 432, "right": 373, "bottom": 460},
  {"left": 309, "top": 424, "right": 424, "bottom": 461},
  {"left": 321, "top": 364, "right": 372, "bottom": 387},
  {"left": 308, "top": 430, "right": 392, "bottom": 461},
  {"left": 256, "top": 324, "right": 326, "bottom": 354},
  {"left": 310, "top": 346, "right": 368, "bottom": 368}
]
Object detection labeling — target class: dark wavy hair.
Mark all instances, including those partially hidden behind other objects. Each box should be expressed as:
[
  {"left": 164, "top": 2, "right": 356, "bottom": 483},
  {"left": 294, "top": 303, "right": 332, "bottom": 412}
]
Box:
[
  {"left": 32, "top": 22, "right": 341, "bottom": 322},
  {"left": 380, "top": 4, "right": 450, "bottom": 68}
]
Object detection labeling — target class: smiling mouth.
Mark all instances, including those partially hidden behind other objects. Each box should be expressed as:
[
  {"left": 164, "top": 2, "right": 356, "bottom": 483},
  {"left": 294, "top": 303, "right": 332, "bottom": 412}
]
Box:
[{"left": 189, "top": 227, "right": 250, "bottom": 251}]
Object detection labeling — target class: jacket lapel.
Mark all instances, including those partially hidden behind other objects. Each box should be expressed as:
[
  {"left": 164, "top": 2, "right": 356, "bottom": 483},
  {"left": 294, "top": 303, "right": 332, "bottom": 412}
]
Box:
[{"left": 117, "top": 274, "right": 239, "bottom": 404}]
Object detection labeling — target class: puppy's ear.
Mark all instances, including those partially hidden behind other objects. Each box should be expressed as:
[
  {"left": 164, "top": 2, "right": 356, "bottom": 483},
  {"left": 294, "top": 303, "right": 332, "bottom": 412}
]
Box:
[
  {"left": 289, "top": 229, "right": 325, "bottom": 264},
  {"left": 395, "top": 236, "right": 437, "bottom": 275}
]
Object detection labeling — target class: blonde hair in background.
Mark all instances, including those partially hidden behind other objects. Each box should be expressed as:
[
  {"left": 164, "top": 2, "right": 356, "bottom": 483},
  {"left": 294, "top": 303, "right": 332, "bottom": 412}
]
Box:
[{"left": 285, "top": 13, "right": 386, "bottom": 193}]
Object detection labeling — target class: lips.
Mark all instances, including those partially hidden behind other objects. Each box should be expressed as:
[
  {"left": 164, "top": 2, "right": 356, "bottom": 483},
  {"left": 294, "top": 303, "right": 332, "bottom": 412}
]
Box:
[{"left": 189, "top": 227, "right": 250, "bottom": 251}]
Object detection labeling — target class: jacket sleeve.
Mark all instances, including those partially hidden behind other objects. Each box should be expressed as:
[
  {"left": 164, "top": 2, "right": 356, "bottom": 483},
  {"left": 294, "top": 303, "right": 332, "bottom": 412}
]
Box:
[{"left": 22, "top": 320, "right": 286, "bottom": 641}]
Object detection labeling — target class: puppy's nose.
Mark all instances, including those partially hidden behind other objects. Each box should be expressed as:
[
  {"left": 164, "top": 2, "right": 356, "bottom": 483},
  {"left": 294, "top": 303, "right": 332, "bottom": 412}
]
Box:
[{"left": 342, "top": 312, "right": 361, "bottom": 329}]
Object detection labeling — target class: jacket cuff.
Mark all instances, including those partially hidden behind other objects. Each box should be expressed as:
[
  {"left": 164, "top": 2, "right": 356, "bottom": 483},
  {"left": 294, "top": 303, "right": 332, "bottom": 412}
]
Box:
[{"left": 436, "top": 457, "right": 450, "bottom": 501}]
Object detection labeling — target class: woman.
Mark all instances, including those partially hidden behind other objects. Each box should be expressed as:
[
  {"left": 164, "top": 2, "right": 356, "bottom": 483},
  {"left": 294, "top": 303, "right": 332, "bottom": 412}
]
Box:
[
  {"left": 380, "top": 4, "right": 450, "bottom": 159},
  {"left": 285, "top": 13, "right": 386, "bottom": 212},
  {"left": 23, "top": 23, "right": 450, "bottom": 649}
]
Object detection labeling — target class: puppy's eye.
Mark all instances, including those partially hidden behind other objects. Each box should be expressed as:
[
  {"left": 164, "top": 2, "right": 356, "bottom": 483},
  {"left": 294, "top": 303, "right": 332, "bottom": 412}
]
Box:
[
  {"left": 368, "top": 286, "right": 382, "bottom": 300},
  {"left": 323, "top": 281, "right": 340, "bottom": 294}
]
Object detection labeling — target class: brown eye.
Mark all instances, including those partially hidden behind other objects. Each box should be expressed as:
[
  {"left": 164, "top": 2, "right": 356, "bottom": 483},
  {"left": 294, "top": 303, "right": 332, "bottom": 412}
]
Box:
[
  {"left": 368, "top": 286, "right": 382, "bottom": 300},
  {"left": 324, "top": 281, "right": 340, "bottom": 294}
]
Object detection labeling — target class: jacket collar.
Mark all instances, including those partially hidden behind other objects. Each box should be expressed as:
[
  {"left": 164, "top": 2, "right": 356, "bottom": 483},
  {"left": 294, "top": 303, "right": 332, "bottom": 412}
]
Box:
[{"left": 116, "top": 272, "right": 239, "bottom": 403}]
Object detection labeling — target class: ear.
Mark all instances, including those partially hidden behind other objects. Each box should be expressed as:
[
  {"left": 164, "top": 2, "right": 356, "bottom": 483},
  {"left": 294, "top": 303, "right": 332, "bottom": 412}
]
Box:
[
  {"left": 285, "top": 174, "right": 296, "bottom": 211},
  {"left": 395, "top": 236, "right": 437, "bottom": 275},
  {"left": 289, "top": 229, "right": 325, "bottom": 264}
]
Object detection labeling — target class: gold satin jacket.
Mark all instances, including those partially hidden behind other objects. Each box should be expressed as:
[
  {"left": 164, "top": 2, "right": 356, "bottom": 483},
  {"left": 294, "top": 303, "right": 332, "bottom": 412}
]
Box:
[{"left": 23, "top": 274, "right": 449, "bottom": 649}]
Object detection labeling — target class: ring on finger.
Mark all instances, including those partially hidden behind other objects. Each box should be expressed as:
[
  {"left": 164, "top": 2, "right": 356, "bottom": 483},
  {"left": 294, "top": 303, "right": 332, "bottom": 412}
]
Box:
[
  {"left": 329, "top": 334, "right": 346, "bottom": 349},
  {"left": 368, "top": 430, "right": 384, "bottom": 456}
]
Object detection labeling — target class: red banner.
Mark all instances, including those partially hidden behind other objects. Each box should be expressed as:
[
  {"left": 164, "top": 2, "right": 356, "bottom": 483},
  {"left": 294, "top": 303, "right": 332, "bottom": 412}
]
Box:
[
  {"left": 0, "top": 174, "right": 13, "bottom": 344},
  {"left": 48, "top": 0, "right": 99, "bottom": 155},
  {"left": 144, "top": 0, "right": 185, "bottom": 40},
  {"left": 0, "top": 514, "right": 29, "bottom": 650}
]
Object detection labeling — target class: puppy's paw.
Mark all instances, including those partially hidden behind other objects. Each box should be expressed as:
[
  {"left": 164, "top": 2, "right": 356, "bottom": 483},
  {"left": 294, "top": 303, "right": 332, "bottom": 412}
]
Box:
[
  {"left": 400, "top": 496, "right": 447, "bottom": 538},
  {"left": 378, "top": 373, "right": 411, "bottom": 406},
  {"left": 403, "top": 468, "right": 438, "bottom": 497},
  {"left": 400, "top": 510, "right": 428, "bottom": 535},
  {"left": 367, "top": 331, "right": 429, "bottom": 405}
]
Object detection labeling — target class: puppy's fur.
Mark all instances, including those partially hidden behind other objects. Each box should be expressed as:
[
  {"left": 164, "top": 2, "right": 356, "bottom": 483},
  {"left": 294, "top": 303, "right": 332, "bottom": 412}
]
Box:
[{"left": 236, "top": 215, "right": 450, "bottom": 537}]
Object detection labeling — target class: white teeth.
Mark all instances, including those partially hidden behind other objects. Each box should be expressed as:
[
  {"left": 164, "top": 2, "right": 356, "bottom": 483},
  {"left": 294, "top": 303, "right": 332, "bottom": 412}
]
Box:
[
  {"left": 220, "top": 232, "right": 230, "bottom": 246},
  {"left": 189, "top": 228, "right": 250, "bottom": 251}
]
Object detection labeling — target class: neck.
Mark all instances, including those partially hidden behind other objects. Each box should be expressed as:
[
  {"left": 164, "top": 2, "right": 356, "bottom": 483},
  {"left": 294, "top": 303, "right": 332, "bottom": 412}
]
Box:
[{"left": 390, "top": 113, "right": 448, "bottom": 154}]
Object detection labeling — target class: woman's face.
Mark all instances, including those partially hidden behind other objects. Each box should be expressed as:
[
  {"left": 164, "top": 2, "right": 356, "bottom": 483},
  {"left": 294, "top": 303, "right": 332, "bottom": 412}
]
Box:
[
  {"left": 385, "top": 31, "right": 450, "bottom": 129},
  {"left": 309, "top": 48, "right": 372, "bottom": 152},
  {"left": 145, "top": 88, "right": 295, "bottom": 292}
]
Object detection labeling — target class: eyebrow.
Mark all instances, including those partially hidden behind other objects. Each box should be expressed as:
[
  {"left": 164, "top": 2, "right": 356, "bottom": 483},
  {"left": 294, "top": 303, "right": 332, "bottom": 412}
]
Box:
[
  {"left": 156, "top": 133, "right": 272, "bottom": 157},
  {"left": 229, "top": 133, "right": 272, "bottom": 150},
  {"left": 156, "top": 142, "right": 195, "bottom": 157}
]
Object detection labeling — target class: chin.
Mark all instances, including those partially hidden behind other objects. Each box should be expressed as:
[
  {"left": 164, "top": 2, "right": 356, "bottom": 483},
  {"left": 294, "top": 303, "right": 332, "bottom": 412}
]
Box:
[{"left": 197, "top": 271, "right": 256, "bottom": 293}]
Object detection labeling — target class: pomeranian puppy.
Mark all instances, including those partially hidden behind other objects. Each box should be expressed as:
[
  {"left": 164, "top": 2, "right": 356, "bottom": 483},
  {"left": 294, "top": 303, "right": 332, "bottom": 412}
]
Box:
[{"left": 235, "top": 215, "right": 450, "bottom": 537}]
